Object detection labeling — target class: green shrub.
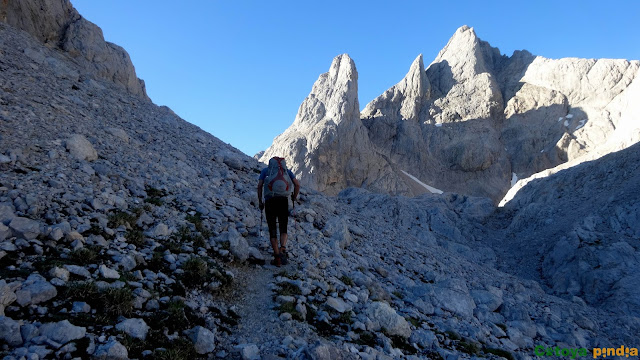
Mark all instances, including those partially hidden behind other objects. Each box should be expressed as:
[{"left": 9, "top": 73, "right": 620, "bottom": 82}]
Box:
[
  {"left": 101, "top": 287, "right": 134, "bottom": 317},
  {"left": 145, "top": 197, "right": 163, "bottom": 206},
  {"left": 339, "top": 275, "right": 354, "bottom": 286},
  {"left": 153, "top": 337, "right": 197, "bottom": 360},
  {"left": 274, "top": 282, "right": 302, "bottom": 296},
  {"left": 277, "top": 301, "right": 303, "bottom": 321},
  {"left": 126, "top": 228, "right": 145, "bottom": 247},
  {"left": 70, "top": 247, "right": 99, "bottom": 265},
  {"left": 108, "top": 210, "right": 138, "bottom": 228},
  {"left": 181, "top": 257, "right": 209, "bottom": 288},
  {"left": 459, "top": 340, "right": 480, "bottom": 355},
  {"left": 484, "top": 347, "right": 515, "bottom": 360}
]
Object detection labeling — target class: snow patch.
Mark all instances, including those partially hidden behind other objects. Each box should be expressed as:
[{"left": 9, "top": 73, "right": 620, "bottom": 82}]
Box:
[
  {"left": 510, "top": 172, "right": 518, "bottom": 188},
  {"left": 558, "top": 117, "right": 563, "bottom": 122},
  {"left": 400, "top": 170, "right": 443, "bottom": 194},
  {"left": 435, "top": 123, "right": 443, "bottom": 127},
  {"left": 575, "top": 119, "right": 587, "bottom": 130},
  {"left": 564, "top": 120, "right": 569, "bottom": 127},
  {"left": 566, "top": 114, "right": 574, "bottom": 119}
]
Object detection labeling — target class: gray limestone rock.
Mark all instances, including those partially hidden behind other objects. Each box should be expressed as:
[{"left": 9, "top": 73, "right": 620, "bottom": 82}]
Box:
[
  {"left": 185, "top": 326, "right": 216, "bottom": 354},
  {"left": 365, "top": 302, "right": 412, "bottom": 338},
  {"left": 115, "top": 318, "right": 149, "bottom": 340},
  {"left": 0, "top": 280, "right": 17, "bottom": 316},
  {"left": 240, "top": 344, "right": 260, "bottom": 360},
  {"left": 65, "top": 134, "right": 98, "bottom": 161},
  {"left": 306, "top": 341, "right": 348, "bottom": 360},
  {"left": 8, "top": 217, "right": 41, "bottom": 240},
  {"left": 38, "top": 320, "right": 86, "bottom": 344},
  {"left": 98, "top": 265, "right": 120, "bottom": 279},
  {"left": 0, "top": 223, "right": 11, "bottom": 241},
  {"left": 63, "top": 265, "right": 91, "bottom": 278},
  {"left": 225, "top": 227, "right": 249, "bottom": 262},
  {"left": 431, "top": 279, "right": 476, "bottom": 317},
  {"left": 93, "top": 339, "right": 128, "bottom": 359},
  {"left": 0, "top": 0, "right": 146, "bottom": 97},
  {"left": 0, "top": 316, "right": 23, "bottom": 346},
  {"left": 260, "top": 54, "right": 396, "bottom": 196},
  {"left": 15, "top": 274, "right": 57, "bottom": 306},
  {"left": 326, "top": 297, "right": 351, "bottom": 313}
]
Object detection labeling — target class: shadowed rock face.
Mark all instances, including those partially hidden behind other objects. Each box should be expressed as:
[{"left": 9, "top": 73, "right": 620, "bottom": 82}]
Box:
[
  {"left": 0, "top": 0, "right": 147, "bottom": 98},
  {"left": 265, "top": 25, "right": 640, "bottom": 202}
]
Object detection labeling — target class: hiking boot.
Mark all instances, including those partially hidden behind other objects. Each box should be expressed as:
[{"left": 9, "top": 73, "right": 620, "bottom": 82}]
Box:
[
  {"left": 279, "top": 247, "right": 289, "bottom": 265},
  {"left": 270, "top": 254, "right": 282, "bottom": 267}
]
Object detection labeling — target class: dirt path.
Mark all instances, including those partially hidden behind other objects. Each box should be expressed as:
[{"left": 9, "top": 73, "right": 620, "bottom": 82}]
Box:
[{"left": 216, "top": 254, "right": 309, "bottom": 358}]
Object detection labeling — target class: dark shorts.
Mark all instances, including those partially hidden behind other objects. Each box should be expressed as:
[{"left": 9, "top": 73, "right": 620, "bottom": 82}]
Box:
[{"left": 265, "top": 196, "right": 288, "bottom": 238}]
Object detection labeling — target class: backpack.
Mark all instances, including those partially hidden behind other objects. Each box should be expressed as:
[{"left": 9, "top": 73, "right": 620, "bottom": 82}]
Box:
[{"left": 264, "top": 157, "right": 293, "bottom": 198}]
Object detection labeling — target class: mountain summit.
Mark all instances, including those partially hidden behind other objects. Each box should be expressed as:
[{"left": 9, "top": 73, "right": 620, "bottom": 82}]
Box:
[
  {"left": 260, "top": 54, "right": 398, "bottom": 195},
  {"left": 264, "top": 25, "right": 640, "bottom": 202}
]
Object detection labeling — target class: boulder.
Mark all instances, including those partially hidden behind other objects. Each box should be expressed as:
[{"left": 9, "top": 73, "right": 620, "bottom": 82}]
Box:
[
  {"left": 0, "top": 280, "right": 17, "bottom": 315},
  {"left": 8, "top": 217, "right": 41, "bottom": 240},
  {"left": 66, "top": 134, "right": 98, "bottom": 161},
  {"left": 115, "top": 318, "right": 149, "bottom": 340},
  {"left": 185, "top": 326, "right": 215, "bottom": 354},
  {"left": 94, "top": 339, "right": 128, "bottom": 359},
  {"left": 15, "top": 274, "right": 57, "bottom": 306},
  {"left": 0, "top": 316, "right": 23, "bottom": 346},
  {"left": 38, "top": 320, "right": 86, "bottom": 345},
  {"left": 365, "top": 301, "right": 412, "bottom": 338}
]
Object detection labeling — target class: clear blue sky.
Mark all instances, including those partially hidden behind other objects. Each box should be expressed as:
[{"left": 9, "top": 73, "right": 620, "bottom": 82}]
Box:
[{"left": 72, "top": 0, "right": 640, "bottom": 157}]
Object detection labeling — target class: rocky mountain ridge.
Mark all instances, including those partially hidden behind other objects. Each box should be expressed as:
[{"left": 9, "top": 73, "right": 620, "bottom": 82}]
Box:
[
  {"left": 1, "top": 2, "right": 639, "bottom": 360},
  {"left": 262, "top": 26, "right": 640, "bottom": 202},
  {"left": 0, "top": 0, "right": 147, "bottom": 98}
]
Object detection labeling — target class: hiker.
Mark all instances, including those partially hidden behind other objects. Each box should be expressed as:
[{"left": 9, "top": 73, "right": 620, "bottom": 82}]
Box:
[{"left": 257, "top": 156, "right": 300, "bottom": 267}]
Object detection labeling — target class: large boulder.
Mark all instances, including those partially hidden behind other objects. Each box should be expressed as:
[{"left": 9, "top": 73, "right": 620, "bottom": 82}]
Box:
[
  {"left": 8, "top": 217, "right": 41, "bottom": 240},
  {"left": 115, "top": 318, "right": 149, "bottom": 340},
  {"left": 185, "top": 326, "right": 216, "bottom": 354},
  {"left": 0, "top": 316, "right": 23, "bottom": 346},
  {"left": 38, "top": 320, "right": 86, "bottom": 344},
  {"left": 365, "top": 301, "right": 412, "bottom": 338},
  {"left": 66, "top": 134, "right": 98, "bottom": 161},
  {"left": 15, "top": 274, "right": 57, "bottom": 306}
]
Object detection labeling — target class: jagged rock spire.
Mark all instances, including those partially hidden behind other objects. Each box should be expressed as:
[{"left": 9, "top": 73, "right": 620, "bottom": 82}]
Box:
[
  {"left": 362, "top": 54, "right": 430, "bottom": 122},
  {"left": 261, "top": 54, "right": 401, "bottom": 195}
]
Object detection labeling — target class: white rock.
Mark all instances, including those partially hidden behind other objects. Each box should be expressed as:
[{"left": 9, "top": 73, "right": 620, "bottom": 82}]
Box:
[
  {"left": 0, "top": 316, "right": 23, "bottom": 346},
  {"left": 115, "top": 318, "right": 149, "bottom": 340},
  {"left": 93, "top": 339, "right": 128, "bottom": 359},
  {"left": 238, "top": 344, "right": 258, "bottom": 360},
  {"left": 98, "top": 265, "right": 120, "bottom": 279},
  {"left": 15, "top": 274, "right": 57, "bottom": 306},
  {"left": 365, "top": 301, "right": 412, "bottom": 338},
  {"left": 8, "top": 217, "right": 41, "bottom": 240},
  {"left": 65, "top": 134, "right": 98, "bottom": 161},
  {"left": 38, "top": 320, "right": 86, "bottom": 344},
  {"left": 326, "top": 297, "right": 351, "bottom": 313},
  {"left": 186, "top": 326, "right": 215, "bottom": 354}
]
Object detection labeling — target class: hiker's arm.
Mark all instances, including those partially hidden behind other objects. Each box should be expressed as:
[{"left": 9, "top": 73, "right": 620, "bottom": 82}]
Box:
[
  {"left": 257, "top": 180, "right": 264, "bottom": 208},
  {"left": 292, "top": 178, "right": 300, "bottom": 202}
]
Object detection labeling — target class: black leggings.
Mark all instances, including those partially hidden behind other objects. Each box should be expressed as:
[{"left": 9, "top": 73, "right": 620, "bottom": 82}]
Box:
[{"left": 265, "top": 197, "right": 289, "bottom": 238}]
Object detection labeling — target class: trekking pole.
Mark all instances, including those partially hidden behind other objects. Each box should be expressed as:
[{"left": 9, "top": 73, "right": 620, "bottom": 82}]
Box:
[
  {"left": 291, "top": 199, "right": 296, "bottom": 243},
  {"left": 259, "top": 207, "right": 263, "bottom": 238}
]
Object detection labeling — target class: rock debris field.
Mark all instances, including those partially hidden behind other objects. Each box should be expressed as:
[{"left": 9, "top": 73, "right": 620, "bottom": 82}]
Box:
[{"left": 1, "top": 3, "right": 640, "bottom": 360}]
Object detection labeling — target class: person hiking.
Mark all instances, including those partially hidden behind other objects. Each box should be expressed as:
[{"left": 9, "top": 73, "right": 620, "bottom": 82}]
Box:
[{"left": 257, "top": 156, "right": 300, "bottom": 267}]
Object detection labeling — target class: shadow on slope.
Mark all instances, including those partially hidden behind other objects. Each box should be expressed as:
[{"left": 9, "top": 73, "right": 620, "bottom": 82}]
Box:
[{"left": 494, "top": 142, "right": 640, "bottom": 316}]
